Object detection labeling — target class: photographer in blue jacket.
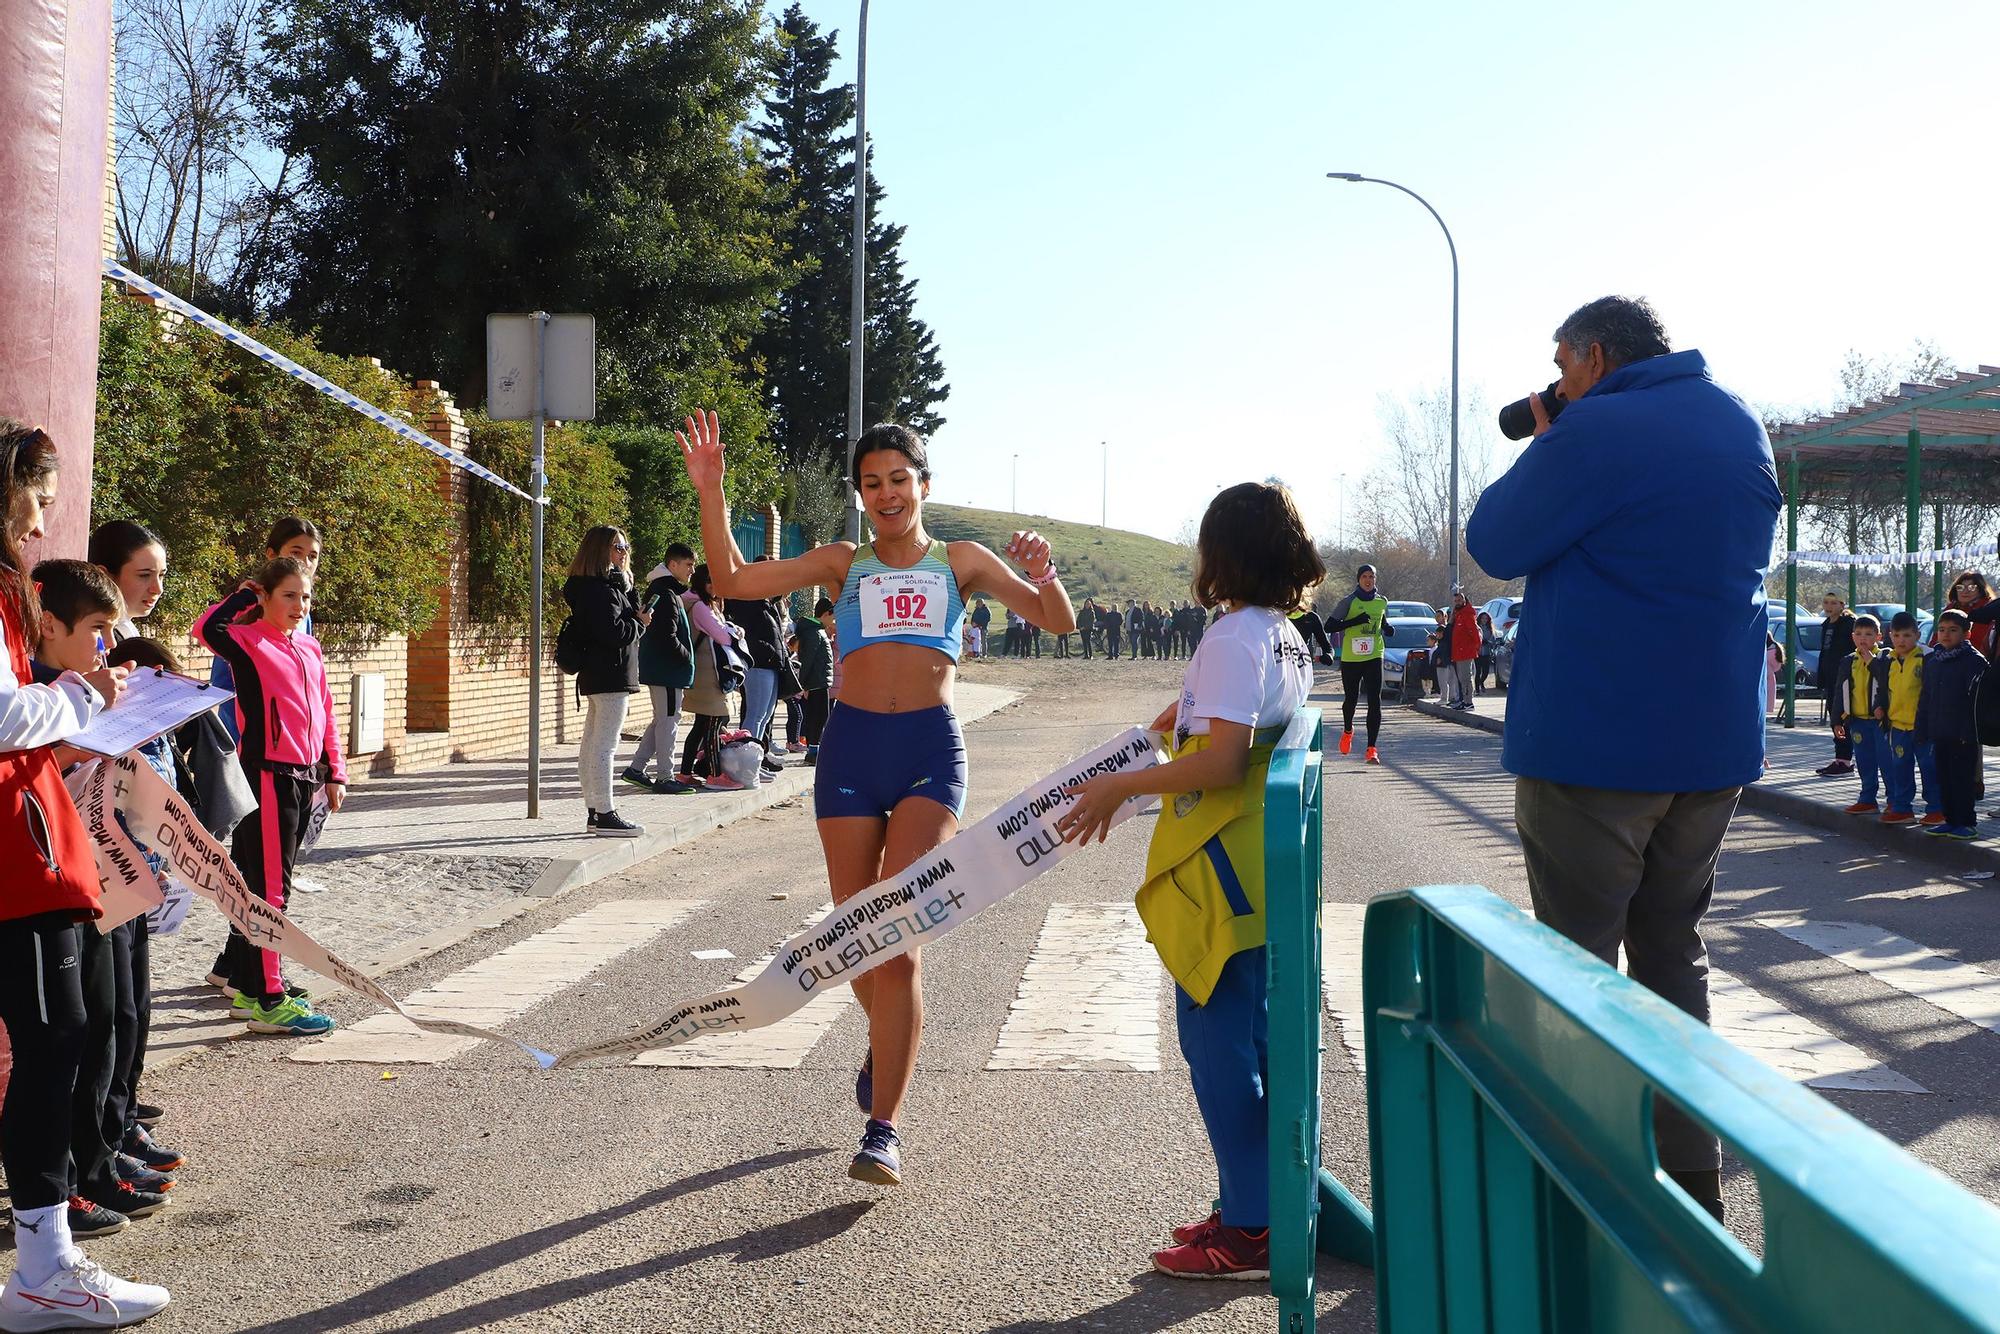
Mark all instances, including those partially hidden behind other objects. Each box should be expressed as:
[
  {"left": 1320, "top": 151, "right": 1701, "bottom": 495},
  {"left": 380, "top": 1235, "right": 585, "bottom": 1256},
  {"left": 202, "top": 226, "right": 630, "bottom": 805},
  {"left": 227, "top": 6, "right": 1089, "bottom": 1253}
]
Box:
[{"left": 1466, "top": 296, "right": 1782, "bottom": 1223}]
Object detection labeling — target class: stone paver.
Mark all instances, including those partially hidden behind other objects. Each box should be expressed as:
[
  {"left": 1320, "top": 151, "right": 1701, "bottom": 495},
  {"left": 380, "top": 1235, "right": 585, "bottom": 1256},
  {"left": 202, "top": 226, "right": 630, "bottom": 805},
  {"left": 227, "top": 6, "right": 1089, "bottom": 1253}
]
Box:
[{"left": 987, "top": 901, "right": 1160, "bottom": 1071}]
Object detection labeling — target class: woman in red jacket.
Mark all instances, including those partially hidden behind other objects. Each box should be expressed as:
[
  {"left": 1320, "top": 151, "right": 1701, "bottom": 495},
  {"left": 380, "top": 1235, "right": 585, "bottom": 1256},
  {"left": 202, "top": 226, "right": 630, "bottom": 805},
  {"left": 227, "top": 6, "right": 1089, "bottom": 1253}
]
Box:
[
  {"left": 197, "top": 557, "right": 347, "bottom": 1037},
  {"left": 1447, "top": 589, "right": 1483, "bottom": 710},
  {"left": 0, "top": 421, "right": 173, "bottom": 1326}
]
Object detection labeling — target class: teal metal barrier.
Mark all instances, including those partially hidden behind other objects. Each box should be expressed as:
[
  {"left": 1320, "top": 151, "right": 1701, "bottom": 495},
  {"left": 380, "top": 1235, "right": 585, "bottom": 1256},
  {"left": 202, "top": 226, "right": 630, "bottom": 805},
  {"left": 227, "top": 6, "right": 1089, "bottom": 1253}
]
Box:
[
  {"left": 1363, "top": 886, "right": 2000, "bottom": 1331},
  {"left": 1264, "top": 707, "right": 1374, "bottom": 1333}
]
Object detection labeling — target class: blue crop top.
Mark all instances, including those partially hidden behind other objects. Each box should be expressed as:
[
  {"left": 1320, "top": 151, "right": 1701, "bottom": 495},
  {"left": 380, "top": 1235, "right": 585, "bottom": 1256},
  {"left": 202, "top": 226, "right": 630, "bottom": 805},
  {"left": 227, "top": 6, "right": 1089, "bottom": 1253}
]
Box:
[{"left": 835, "top": 541, "right": 967, "bottom": 663}]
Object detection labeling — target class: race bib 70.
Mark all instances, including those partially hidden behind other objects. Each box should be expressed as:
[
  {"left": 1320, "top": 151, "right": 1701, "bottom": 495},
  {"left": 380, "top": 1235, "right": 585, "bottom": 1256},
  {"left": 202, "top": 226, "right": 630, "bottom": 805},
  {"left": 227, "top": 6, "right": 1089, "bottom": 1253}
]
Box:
[{"left": 1349, "top": 635, "right": 1374, "bottom": 656}]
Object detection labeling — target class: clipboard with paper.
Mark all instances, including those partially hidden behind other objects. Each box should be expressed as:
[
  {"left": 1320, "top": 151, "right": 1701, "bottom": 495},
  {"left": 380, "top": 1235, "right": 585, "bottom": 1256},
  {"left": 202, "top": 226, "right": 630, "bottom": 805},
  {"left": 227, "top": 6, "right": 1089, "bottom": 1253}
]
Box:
[{"left": 65, "top": 668, "right": 232, "bottom": 758}]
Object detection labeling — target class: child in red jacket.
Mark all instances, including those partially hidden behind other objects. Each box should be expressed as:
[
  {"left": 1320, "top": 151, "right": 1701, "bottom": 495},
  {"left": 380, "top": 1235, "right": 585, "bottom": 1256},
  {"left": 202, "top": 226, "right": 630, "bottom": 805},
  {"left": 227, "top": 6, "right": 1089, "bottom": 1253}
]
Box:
[{"left": 197, "top": 556, "right": 346, "bottom": 1037}]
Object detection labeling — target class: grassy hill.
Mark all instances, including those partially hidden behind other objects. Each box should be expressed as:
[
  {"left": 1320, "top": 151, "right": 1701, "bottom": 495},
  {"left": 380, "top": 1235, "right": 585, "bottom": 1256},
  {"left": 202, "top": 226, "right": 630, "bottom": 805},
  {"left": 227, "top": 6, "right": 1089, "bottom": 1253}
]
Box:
[{"left": 924, "top": 503, "right": 1195, "bottom": 606}]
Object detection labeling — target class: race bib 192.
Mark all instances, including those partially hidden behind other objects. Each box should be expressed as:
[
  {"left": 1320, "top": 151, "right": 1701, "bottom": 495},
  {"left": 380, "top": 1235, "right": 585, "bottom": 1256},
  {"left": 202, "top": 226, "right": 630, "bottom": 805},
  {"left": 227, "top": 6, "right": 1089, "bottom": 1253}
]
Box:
[
  {"left": 862, "top": 569, "right": 949, "bottom": 639},
  {"left": 1349, "top": 635, "right": 1374, "bottom": 656}
]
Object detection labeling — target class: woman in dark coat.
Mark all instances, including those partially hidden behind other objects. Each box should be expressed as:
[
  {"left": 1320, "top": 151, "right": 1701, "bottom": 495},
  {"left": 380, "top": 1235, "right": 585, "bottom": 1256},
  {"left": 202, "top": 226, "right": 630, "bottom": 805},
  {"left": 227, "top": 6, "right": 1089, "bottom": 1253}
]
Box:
[{"left": 564, "top": 525, "right": 647, "bottom": 836}]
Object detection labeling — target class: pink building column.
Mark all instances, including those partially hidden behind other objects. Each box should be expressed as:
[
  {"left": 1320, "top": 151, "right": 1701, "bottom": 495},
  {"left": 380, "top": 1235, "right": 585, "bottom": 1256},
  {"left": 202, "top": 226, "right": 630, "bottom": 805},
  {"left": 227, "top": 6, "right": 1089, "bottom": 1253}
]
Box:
[{"left": 0, "top": 0, "right": 113, "bottom": 557}]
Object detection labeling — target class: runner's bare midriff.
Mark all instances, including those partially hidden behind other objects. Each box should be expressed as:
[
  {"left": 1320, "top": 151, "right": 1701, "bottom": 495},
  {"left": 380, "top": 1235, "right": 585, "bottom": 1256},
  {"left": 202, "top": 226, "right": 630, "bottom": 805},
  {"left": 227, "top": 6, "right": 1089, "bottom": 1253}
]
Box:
[{"left": 837, "top": 640, "right": 954, "bottom": 713}]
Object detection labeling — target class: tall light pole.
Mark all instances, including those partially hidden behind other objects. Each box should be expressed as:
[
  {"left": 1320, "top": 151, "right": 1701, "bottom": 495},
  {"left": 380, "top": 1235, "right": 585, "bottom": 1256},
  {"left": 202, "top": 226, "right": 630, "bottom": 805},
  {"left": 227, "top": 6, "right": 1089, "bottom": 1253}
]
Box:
[
  {"left": 843, "top": 0, "right": 872, "bottom": 544},
  {"left": 1327, "top": 172, "right": 1460, "bottom": 594}
]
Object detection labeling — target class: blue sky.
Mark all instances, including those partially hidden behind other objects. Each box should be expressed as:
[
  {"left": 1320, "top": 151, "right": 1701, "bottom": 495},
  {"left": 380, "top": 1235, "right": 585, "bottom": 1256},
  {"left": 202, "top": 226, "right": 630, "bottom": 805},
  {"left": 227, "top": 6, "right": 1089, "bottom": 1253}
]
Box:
[{"left": 795, "top": 0, "right": 2000, "bottom": 541}]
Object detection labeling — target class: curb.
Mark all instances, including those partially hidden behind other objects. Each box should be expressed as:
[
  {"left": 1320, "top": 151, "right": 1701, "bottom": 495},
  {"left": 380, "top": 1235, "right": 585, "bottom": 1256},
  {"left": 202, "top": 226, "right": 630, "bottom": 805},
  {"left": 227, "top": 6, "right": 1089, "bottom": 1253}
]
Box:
[{"left": 1409, "top": 698, "right": 2000, "bottom": 877}]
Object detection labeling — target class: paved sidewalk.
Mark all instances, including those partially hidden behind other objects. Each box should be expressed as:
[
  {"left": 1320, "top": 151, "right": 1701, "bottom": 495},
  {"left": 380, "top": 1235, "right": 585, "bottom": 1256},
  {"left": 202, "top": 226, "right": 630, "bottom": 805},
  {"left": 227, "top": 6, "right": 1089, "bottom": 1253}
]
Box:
[
  {"left": 1409, "top": 689, "right": 2000, "bottom": 875},
  {"left": 145, "top": 682, "right": 1020, "bottom": 1066}
]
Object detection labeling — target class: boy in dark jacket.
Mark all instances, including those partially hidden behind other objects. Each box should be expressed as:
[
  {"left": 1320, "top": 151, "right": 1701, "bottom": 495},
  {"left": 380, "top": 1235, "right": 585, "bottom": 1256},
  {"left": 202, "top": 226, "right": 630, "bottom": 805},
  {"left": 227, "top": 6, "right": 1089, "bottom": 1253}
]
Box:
[
  {"left": 796, "top": 600, "right": 835, "bottom": 763},
  {"left": 1816, "top": 594, "right": 1859, "bottom": 775},
  {"left": 1916, "top": 609, "right": 1986, "bottom": 838},
  {"left": 1828, "top": 613, "right": 1884, "bottom": 814}
]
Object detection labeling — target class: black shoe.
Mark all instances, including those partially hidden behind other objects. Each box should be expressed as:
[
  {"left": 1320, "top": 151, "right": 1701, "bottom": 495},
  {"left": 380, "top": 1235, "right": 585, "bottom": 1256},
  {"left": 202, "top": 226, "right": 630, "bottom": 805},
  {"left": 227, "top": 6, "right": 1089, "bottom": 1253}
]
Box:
[
  {"left": 114, "top": 1154, "right": 174, "bottom": 1193},
  {"left": 651, "top": 777, "right": 698, "bottom": 795},
  {"left": 134, "top": 1102, "right": 165, "bottom": 1128},
  {"left": 618, "top": 767, "right": 654, "bottom": 790},
  {"left": 761, "top": 758, "right": 785, "bottom": 774},
  {"left": 122, "top": 1125, "right": 184, "bottom": 1172},
  {"left": 590, "top": 809, "right": 644, "bottom": 838},
  {"left": 67, "top": 1196, "right": 129, "bottom": 1237},
  {"left": 103, "top": 1180, "right": 168, "bottom": 1220},
  {"left": 1816, "top": 760, "right": 1855, "bottom": 776}
]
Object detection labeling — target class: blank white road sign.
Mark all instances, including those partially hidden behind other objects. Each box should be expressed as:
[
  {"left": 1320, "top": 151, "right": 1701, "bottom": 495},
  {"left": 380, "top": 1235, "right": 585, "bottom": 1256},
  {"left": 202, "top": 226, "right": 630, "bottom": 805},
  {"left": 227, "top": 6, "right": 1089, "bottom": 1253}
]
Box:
[{"left": 486, "top": 314, "right": 596, "bottom": 421}]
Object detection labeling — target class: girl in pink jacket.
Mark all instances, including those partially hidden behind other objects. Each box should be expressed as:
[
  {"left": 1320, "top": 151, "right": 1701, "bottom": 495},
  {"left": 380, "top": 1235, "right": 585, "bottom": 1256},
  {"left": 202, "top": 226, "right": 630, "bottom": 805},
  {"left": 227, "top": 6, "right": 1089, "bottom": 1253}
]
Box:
[{"left": 197, "top": 556, "right": 346, "bottom": 1036}]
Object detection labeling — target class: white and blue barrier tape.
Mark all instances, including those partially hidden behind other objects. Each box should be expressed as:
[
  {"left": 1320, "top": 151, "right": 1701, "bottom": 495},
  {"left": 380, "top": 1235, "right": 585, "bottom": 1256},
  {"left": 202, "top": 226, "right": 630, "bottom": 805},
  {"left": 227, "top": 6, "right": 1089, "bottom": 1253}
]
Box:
[
  {"left": 1785, "top": 539, "right": 2000, "bottom": 571},
  {"left": 102, "top": 259, "right": 541, "bottom": 505}
]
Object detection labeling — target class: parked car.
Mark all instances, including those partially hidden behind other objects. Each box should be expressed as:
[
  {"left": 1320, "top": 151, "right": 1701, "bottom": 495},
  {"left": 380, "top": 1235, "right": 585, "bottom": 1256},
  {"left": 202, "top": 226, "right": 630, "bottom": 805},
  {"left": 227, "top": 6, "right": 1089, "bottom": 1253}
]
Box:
[
  {"left": 1493, "top": 620, "right": 1519, "bottom": 688},
  {"left": 1776, "top": 616, "right": 1822, "bottom": 693},
  {"left": 1380, "top": 617, "right": 1443, "bottom": 699},
  {"left": 1386, "top": 600, "right": 1438, "bottom": 622},
  {"left": 1853, "top": 602, "right": 1934, "bottom": 638},
  {"left": 1480, "top": 597, "right": 1523, "bottom": 635}
]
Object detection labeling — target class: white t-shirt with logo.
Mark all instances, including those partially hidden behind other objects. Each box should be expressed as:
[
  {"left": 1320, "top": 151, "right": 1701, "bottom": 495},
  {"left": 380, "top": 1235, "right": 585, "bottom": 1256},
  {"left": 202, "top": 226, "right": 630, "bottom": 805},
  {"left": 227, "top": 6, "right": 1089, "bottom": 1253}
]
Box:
[{"left": 1173, "top": 606, "right": 1313, "bottom": 747}]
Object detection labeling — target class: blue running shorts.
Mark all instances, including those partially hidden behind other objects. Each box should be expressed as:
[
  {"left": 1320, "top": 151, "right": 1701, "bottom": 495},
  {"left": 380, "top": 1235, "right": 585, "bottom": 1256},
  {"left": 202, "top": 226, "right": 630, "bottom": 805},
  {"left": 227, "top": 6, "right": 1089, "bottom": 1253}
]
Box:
[{"left": 814, "top": 702, "right": 968, "bottom": 821}]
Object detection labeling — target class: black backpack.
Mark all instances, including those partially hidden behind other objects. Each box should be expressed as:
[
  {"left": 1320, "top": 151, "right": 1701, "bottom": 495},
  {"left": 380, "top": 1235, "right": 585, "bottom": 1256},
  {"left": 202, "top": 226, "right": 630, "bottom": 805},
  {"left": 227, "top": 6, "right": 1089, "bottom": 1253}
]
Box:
[{"left": 554, "top": 616, "right": 585, "bottom": 674}]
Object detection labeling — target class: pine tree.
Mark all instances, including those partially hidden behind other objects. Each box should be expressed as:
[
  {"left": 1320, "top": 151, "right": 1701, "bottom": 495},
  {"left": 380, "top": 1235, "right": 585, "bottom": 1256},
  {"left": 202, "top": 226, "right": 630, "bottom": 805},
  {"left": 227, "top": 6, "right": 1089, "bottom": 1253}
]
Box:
[
  {"left": 753, "top": 4, "right": 949, "bottom": 502},
  {"left": 260, "top": 0, "right": 785, "bottom": 427}
]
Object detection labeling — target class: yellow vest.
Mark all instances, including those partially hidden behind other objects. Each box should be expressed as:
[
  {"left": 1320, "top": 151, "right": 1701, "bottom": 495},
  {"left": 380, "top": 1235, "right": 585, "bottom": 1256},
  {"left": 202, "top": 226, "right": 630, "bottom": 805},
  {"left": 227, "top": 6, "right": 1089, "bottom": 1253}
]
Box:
[
  {"left": 1850, "top": 646, "right": 1876, "bottom": 722},
  {"left": 1136, "top": 727, "right": 1283, "bottom": 1006},
  {"left": 1886, "top": 650, "right": 1924, "bottom": 732}
]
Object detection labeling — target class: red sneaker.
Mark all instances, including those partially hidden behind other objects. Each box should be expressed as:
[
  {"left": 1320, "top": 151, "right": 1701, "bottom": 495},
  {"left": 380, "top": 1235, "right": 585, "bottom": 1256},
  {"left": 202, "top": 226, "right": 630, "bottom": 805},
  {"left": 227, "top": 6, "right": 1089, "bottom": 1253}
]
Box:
[
  {"left": 1152, "top": 1221, "right": 1271, "bottom": 1280},
  {"left": 1881, "top": 810, "right": 1916, "bottom": 824},
  {"left": 1365, "top": 747, "right": 1380, "bottom": 765},
  {"left": 1170, "top": 1210, "right": 1219, "bottom": 1245},
  {"left": 1921, "top": 812, "right": 1947, "bottom": 827},
  {"left": 1844, "top": 802, "right": 1879, "bottom": 815},
  {"left": 1339, "top": 731, "right": 1353, "bottom": 756}
]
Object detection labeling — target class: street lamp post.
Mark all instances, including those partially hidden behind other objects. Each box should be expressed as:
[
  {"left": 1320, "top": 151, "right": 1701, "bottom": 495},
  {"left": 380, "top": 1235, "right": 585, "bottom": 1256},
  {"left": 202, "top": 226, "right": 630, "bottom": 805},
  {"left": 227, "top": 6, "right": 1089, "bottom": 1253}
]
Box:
[
  {"left": 843, "top": 0, "right": 872, "bottom": 544},
  {"left": 1327, "top": 172, "right": 1460, "bottom": 595}
]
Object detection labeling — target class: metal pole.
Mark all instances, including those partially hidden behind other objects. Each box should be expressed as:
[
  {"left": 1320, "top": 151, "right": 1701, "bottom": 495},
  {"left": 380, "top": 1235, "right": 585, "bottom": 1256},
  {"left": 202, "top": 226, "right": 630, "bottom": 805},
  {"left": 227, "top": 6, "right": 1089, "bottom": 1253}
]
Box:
[
  {"left": 1325, "top": 174, "right": 1458, "bottom": 591},
  {"left": 528, "top": 310, "right": 549, "bottom": 818},
  {"left": 1905, "top": 415, "right": 1921, "bottom": 612},
  {"left": 1784, "top": 450, "right": 1798, "bottom": 728},
  {"left": 1934, "top": 502, "right": 1945, "bottom": 616},
  {"left": 842, "top": 0, "right": 871, "bottom": 545},
  {"left": 1847, "top": 508, "right": 1859, "bottom": 605}
]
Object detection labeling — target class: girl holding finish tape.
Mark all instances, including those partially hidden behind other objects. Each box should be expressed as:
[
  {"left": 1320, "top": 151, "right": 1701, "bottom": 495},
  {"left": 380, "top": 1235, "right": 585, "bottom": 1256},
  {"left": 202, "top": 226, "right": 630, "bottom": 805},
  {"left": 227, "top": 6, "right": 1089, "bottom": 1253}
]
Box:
[
  {"left": 1057, "top": 481, "right": 1323, "bottom": 1281},
  {"left": 678, "top": 413, "right": 1075, "bottom": 1187}
]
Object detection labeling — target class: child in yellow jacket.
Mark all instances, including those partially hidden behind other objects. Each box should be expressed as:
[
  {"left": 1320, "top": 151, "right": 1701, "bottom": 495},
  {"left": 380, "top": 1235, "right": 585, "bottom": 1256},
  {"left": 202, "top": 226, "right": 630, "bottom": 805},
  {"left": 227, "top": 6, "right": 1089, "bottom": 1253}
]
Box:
[{"left": 1059, "top": 482, "right": 1322, "bottom": 1281}]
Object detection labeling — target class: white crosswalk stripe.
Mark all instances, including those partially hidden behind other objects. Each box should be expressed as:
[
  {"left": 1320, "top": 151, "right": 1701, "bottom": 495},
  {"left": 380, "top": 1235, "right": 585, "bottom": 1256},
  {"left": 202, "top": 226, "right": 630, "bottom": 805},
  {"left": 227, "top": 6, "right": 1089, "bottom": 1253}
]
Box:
[
  {"left": 1768, "top": 917, "right": 2000, "bottom": 1040},
  {"left": 988, "top": 902, "right": 1161, "bottom": 1072},
  {"left": 291, "top": 900, "right": 706, "bottom": 1064},
  {"left": 633, "top": 905, "right": 853, "bottom": 1069},
  {"left": 1319, "top": 905, "right": 1925, "bottom": 1091}
]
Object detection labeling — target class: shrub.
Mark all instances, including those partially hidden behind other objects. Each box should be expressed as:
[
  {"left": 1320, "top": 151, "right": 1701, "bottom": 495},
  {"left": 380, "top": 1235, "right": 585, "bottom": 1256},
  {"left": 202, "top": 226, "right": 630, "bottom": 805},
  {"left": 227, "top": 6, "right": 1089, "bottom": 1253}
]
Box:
[
  {"left": 463, "top": 416, "right": 630, "bottom": 636},
  {"left": 93, "top": 288, "right": 449, "bottom": 652}
]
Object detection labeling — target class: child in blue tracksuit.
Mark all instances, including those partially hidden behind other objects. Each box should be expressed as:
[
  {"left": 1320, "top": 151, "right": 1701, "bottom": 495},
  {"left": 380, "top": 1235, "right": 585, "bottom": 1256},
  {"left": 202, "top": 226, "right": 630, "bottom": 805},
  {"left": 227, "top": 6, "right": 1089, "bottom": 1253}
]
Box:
[
  {"left": 1058, "top": 481, "right": 1322, "bottom": 1281},
  {"left": 1915, "top": 609, "right": 1986, "bottom": 838}
]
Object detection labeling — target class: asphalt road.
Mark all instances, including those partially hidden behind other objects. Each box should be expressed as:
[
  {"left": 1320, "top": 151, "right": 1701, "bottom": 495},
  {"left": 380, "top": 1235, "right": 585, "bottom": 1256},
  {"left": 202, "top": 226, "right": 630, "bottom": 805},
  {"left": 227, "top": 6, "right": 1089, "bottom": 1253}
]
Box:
[{"left": 53, "top": 658, "right": 2000, "bottom": 1332}]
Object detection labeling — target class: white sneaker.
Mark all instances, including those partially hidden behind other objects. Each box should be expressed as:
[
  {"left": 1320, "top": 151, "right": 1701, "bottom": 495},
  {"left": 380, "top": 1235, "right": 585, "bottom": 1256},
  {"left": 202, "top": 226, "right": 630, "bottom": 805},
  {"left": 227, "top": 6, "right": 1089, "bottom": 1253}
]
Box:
[{"left": 1, "top": 1257, "right": 170, "bottom": 1329}]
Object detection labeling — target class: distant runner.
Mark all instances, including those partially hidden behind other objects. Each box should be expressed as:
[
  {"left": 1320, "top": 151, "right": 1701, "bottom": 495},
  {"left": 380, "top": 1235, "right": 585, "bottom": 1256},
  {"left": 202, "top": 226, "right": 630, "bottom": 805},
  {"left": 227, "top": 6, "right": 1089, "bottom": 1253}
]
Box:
[{"left": 1326, "top": 564, "right": 1390, "bottom": 763}]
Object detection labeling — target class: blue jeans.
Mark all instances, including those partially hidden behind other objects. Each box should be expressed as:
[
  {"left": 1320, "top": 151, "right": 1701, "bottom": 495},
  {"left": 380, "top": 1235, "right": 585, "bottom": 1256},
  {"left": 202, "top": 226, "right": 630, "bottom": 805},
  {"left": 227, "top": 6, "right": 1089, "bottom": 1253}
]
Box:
[
  {"left": 742, "top": 667, "right": 779, "bottom": 748},
  {"left": 1176, "top": 946, "right": 1269, "bottom": 1229},
  {"left": 1849, "top": 720, "right": 1882, "bottom": 805},
  {"left": 1886, "top": 728, "right": 1919, "bottom": 814}
]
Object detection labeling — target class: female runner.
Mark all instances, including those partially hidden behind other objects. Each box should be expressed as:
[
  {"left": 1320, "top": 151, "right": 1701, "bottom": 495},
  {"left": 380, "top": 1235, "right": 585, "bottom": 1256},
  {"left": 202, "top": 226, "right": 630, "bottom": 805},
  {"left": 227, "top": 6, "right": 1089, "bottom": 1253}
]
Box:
[{"left": 679, "top": 412, "right": 1074, "bottom": 1186}]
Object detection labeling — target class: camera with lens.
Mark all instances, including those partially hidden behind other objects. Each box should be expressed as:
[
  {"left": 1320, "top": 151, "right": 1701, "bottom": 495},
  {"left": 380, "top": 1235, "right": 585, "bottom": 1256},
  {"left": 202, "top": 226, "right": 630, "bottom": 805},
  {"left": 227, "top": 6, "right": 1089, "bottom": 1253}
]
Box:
[{"left": 1498, "top": 381, "right": 1567, "bottom": 441}]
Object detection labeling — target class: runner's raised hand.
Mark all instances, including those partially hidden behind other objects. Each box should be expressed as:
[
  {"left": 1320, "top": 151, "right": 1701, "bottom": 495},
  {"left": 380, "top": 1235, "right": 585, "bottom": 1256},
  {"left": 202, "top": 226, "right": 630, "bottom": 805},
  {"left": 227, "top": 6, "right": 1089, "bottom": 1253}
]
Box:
[
  {"left": 1004, "top": 530, "right": 1053, "bottom": 578},
  {"left": 675, "top": 409, "right": 725, "bottom": 493}
]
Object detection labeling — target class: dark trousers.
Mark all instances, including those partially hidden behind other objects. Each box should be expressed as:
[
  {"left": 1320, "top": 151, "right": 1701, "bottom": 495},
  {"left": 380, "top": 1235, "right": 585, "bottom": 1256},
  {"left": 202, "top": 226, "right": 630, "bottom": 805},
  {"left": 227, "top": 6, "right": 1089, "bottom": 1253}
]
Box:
[
  {"left": 227, "top": 768, "right": 314, "bottom": 1005},
  {"left": 1339, "top": 659, "right": 1382, "bottom": 745},
  {"left": 681, "top": 713, "right": 724, "bottom": 779},
  {"left": 1934, "top": 736, "right": 1981, "bottom": 828},
  {"left": 0, "top": 917, "right": 88, "bottom": 1210},
  {"left": 1515, "top": 777, "right": 1741, "bottom": 1171},
  {"left": 71, "top": 922, "right": 121, "bottom": 1198},
  {"left": 1832, "top": 729, "right": 1853, "bottom": 762},
  {"left": 1080, "top": 629, "right": 1093, "bottom": 659},
  {"left": 1106, "top": 632, "right": 1121, "bottom": 659},
  {"left": 803, "top": 689, "right": 830, "bottom": 746}
]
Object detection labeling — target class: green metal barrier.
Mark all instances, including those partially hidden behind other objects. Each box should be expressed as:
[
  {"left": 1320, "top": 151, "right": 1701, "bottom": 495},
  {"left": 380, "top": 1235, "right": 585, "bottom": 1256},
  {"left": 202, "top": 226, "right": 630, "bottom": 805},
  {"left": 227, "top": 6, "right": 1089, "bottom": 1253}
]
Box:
[
  {"left": 1363, "top": 886, "right": 2000, "bottom": 1331},
  {"left": 1264, "top": 707, "right": 1375, "bottom": 1333}
]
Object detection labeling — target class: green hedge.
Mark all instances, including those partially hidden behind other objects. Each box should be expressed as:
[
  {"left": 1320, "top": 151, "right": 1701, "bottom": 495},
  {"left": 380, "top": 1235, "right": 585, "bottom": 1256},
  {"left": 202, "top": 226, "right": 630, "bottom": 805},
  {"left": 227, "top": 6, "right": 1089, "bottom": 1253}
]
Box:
[{"left": 93, "top": 288, "right": 449, "bottom": 652}]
